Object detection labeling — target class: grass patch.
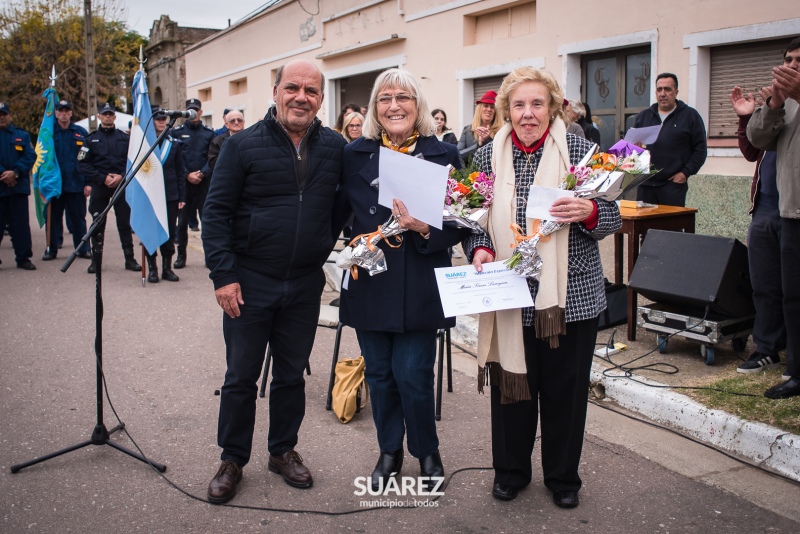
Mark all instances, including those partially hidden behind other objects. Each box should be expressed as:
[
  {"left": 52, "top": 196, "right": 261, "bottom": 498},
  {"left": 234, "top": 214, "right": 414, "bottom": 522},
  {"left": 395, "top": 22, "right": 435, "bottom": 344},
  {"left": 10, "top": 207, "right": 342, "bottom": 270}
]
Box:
[{"left": 685, "top": 369, "right": 800, "bottom": 435}]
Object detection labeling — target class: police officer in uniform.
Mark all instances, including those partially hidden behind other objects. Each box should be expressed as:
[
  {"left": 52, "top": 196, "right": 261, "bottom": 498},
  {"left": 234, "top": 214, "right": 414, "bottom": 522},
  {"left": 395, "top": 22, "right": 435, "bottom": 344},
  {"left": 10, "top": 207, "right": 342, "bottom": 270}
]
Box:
[
  {"left": 76, "top": 103, "right": 141, "bottom": 274},
  {"left": 43, "top": 100, "right": 92, "bottom": 261},
  {"left": 0, "top": 102, "right": 37, "bottom": 270},
  {"left": 173, "top": 98, "right": 215, "bottom": 269},
  {"left": 144, "top": 107, "right": 186, "bottom": 283}
]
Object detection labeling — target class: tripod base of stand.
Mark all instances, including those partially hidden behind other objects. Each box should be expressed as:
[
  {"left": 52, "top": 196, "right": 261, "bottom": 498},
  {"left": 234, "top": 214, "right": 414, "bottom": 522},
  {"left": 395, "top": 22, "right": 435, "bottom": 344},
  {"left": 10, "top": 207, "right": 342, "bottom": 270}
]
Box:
[{"left": 10, "top": 423, "right": 167, "bottom": 474}]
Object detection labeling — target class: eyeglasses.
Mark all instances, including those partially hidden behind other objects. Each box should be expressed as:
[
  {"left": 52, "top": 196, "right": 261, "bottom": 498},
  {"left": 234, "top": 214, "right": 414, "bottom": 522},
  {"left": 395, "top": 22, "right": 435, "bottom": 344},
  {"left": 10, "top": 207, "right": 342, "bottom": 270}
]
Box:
[
  {"left": 227, "top": 118, "right": 244, "bottom": 124},
  {"left": 347, "top": 124, "right": 362, "bottom": 129},
  {"left": 377, "top": 93, "right": 415, "bottom": 106}
]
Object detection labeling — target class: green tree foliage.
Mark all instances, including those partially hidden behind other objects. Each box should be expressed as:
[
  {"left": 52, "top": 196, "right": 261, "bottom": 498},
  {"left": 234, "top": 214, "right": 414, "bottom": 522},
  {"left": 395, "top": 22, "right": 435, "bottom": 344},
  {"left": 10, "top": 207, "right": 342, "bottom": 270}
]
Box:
[{"left": 0, "top": 0, "right": 147, "bottom": 134}]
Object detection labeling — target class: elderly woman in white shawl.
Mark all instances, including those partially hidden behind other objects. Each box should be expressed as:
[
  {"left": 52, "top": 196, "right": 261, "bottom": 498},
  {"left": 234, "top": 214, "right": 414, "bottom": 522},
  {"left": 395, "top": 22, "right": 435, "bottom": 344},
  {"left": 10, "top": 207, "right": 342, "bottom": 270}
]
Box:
[{"left": 463, "top": 67, "right": 621, "bottom": 508}]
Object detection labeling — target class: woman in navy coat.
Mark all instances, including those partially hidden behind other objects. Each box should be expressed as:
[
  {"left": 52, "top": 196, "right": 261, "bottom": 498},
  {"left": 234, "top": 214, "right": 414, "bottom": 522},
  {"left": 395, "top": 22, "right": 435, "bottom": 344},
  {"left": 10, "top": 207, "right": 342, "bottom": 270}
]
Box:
[{"left": 338, "top": 68, "right": 467, "bottom": 492}]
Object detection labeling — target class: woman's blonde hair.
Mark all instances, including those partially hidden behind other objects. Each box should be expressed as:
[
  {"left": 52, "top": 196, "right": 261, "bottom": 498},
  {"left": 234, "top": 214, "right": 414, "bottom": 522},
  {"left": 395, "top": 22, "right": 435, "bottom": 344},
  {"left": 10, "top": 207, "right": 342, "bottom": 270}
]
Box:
[
  {"left": 470, "top": 102, "right": 503, "bottom": 138},
  {"left": 495, "top": 67, "right": 565, "bottom": 125},
  {"left": 341, "top": 111, "right": 365, "bottom": 142},
  {"left": 362, "top": 68, "right": 436, "bottom": 140}
]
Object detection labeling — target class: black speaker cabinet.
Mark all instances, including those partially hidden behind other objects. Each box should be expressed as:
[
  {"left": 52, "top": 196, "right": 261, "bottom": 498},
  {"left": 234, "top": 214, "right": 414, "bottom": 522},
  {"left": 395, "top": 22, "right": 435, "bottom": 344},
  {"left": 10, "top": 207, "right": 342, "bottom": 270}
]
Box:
[{"left": 628, "top": 230, "right": 754, "bottom": 318}]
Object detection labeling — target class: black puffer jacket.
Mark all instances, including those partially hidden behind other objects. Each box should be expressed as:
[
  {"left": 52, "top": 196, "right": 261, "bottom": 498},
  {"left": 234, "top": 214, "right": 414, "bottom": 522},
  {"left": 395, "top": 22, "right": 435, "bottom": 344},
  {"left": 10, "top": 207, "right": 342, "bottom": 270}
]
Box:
[{"left": 202, "top": 107, "right": 345, "bottom": 289}]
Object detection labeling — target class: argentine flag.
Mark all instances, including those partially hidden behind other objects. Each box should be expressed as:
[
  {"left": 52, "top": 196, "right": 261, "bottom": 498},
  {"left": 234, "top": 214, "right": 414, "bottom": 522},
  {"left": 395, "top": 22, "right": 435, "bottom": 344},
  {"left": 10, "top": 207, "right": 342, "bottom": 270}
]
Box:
[{"left": 126, "top": 70, "right": 168, "bottom": 255}]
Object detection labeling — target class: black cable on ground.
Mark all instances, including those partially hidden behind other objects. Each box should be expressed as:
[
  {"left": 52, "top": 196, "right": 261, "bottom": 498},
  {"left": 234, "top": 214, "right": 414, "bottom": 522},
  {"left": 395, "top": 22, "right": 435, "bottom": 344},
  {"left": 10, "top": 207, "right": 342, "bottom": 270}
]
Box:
[{"left": 593, "top": 306, "right": 761, "bottom": 397}]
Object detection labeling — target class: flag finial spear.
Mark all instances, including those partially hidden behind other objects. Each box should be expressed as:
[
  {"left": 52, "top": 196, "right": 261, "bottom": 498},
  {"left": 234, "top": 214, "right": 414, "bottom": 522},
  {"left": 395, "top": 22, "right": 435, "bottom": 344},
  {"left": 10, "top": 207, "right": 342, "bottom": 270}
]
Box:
[
  {"left": 50, "top": 65, "right": 57, "bottom": 88},
  {"left": 138, "top": 45, "right": 147, "bottom": 72}
]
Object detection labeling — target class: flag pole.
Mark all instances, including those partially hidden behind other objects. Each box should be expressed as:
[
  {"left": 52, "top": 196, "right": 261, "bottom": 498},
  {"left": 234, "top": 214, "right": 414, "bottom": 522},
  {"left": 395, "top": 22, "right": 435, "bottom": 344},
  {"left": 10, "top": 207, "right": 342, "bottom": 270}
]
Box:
[
  {"left": 137, "top": 47, "right": 146, "bottom": 287},
  {"left": 44, "top": 65, "right": 57, "bottom": 256}
]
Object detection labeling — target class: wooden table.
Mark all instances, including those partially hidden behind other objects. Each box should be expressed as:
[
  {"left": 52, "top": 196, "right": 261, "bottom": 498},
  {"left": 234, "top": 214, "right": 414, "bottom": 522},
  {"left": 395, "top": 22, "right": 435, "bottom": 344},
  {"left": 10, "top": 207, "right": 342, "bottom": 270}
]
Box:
[{"left": 613, "top": 205, "right": 698, "bottom": 340}]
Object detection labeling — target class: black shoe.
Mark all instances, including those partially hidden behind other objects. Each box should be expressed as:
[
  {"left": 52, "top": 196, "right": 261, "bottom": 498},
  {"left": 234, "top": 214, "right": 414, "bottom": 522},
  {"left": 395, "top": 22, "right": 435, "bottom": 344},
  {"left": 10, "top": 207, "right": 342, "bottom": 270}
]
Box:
[
  {"left": 553, "top": 490, "right": 580, "bottom": 509},
  {"left": 125, "top": 257, "right": 142, "bottom": 271},
  {"left": 371, "top": 449, "right": 404, "bottom": 492},
  {"left": 419, "top": 450, "right": 444, "bottom": 492},
  {"left": 162, "top": 256, "right": 179, "bottom": 282},
  {"left": 42, "top": 251, "right": 57, "bottom": 261},
  {"left": 764, "top": 378, "right": 800, "bottom": 399},
  {"left": 77, "top": 251, "right": 93, "bottom": 260},
  {"left": 87, "top": 260, "right": 96, "bottom": 274},
  {"left": 329, "top": 298, "right": 340, "bottom": 307},
  {"left": 173, "top": 253, "right": 186, "bottom": 269},
  {"left": 492, "top": 482, "right": 518, "bottom": 501},
  {"left": 737, "top": 352, "right": 781, "bottom": 374},
  {"left": 17, "top": 260, "right": 36, "bottom": 271}
]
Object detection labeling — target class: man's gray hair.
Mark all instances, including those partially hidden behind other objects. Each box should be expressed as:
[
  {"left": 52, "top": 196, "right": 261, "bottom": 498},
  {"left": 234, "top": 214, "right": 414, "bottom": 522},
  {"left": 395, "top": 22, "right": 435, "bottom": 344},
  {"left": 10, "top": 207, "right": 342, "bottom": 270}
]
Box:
[
  {"left": 275, "top": 63, "right": 326, "bottom": 94},
  {"left": 362, "top": 68, "right": 436, "bottom": 140}
]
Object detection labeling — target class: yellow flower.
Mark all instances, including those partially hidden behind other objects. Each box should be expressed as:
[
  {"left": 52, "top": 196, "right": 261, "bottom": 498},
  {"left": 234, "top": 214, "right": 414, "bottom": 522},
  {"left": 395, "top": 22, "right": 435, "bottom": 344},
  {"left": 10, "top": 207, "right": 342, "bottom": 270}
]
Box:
[{"left": 468, "top": 171, "right": 480, "bottom": 183}]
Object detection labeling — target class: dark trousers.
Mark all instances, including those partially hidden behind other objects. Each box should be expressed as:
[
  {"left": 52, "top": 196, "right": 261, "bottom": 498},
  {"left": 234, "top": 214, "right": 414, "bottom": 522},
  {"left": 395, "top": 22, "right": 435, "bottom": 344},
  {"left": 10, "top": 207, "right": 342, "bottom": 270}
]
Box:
[
  {"left": 355, "top": 330, "right": 438, "bottom": 459},
  {"left": 749, "top": 208, "right": 785, "bottom": 356},
  {"left": 637, "top": 181, "right": 689, "bottom": 207},
  {"left": 0, "top": 194, "right": 33, "bottom": 264},
  {"left": 149, "top": 201, "right": 178, "bottom": 258},
  {"left": 780, "top": 218, "right": 800, "bottom": 379},
  {"left": 218, "top": 266, "right": 325, "bottom": 466},
  {"left": 88, "top": 190, "right": 133, "bottom": 251},
  {"left": 177, "top": 182, "right": 208, "bottom": 249},
  {"left": 491, "top": 317, "right": 598, "bottom": 493},
  {"left": 49, "top": 192, "right": 89, "bottom": 254}
]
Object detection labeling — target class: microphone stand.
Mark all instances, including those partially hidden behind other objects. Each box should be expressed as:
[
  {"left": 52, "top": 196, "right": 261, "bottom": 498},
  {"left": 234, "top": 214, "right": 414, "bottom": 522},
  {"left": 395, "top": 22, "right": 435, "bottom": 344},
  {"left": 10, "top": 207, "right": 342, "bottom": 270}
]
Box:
[{"left": 10, "top": 117, "right": 181, "bottom": 474}]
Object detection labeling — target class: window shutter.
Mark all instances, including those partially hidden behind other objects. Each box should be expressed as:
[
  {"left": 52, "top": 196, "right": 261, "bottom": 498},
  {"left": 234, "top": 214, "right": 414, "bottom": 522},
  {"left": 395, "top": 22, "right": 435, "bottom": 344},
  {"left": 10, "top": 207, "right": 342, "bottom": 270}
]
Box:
[
  {"left": 473, "top": 76, "right": 506, "bottom": 104},
  {"left": 709, "top": 40, "right": 785, "bottom": 138}
]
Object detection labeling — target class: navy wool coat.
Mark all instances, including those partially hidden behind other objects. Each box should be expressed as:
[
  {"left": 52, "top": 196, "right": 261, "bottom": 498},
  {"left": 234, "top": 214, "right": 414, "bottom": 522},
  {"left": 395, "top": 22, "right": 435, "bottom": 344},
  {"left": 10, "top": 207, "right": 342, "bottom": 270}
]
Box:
[{"left": 338, "top": 135, "right": 468, "bottom": 333}]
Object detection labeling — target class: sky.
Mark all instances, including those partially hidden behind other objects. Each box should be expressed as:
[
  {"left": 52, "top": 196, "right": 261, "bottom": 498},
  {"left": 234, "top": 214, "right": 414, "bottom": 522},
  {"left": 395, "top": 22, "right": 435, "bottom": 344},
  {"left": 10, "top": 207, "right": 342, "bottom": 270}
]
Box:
[{"left": 120, "top": 1, "right": 273, "bottom": 37}]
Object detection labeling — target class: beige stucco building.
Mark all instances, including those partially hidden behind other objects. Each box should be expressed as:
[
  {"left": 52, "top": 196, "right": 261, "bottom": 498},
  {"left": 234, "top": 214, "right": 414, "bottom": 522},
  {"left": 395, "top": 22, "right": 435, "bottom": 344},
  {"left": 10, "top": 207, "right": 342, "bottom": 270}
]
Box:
[{"left": 184, "top": 0, "right": 800, "bottom": 177}]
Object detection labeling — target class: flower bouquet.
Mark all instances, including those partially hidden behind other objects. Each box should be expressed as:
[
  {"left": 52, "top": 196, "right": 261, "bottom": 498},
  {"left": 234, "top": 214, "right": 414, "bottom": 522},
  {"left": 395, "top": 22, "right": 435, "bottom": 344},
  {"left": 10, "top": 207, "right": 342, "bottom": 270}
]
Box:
[
  {"left": 572, "top": 140, "right": 656, "bottom": 201},
  {"left": 336, "top": 213, "right": 405, "bottom": 279},
  {"left": 504, "top": 141, "right": 656, "bottom": 279},
  {"left": 443, "top": 164, "right": 495, "bottom": 233}
]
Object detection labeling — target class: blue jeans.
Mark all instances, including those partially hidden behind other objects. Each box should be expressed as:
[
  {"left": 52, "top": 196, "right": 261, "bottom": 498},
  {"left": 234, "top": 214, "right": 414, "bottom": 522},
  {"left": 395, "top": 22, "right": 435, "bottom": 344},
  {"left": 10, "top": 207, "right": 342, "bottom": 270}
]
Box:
[{"left": 355, "top": 329, "right": 438, "bottom": 459}]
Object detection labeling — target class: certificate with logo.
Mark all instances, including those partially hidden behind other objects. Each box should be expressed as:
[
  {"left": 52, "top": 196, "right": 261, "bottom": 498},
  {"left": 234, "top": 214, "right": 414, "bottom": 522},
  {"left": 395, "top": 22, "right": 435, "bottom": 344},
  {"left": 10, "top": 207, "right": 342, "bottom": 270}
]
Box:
[{"left": 434, "top": 262, "right": 534, "bottom": 318}]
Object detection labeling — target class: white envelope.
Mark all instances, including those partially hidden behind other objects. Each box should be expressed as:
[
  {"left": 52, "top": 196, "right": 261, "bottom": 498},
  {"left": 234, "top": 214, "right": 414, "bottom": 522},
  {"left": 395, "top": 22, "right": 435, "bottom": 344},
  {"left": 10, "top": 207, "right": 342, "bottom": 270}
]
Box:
[
  {"left": 377, "top": 147, "right": 449, "bottom": 229},
  {"left": 525, "top": 185, "right": 574, "bottom": 220}
]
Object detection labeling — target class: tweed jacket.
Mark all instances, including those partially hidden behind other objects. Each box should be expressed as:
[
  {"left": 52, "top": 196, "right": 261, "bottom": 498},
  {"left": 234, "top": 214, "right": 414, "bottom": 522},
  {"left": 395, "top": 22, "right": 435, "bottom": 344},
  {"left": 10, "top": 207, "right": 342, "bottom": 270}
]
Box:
[{"left": 463, "top": 134, "right": 622, "bottom": 325}]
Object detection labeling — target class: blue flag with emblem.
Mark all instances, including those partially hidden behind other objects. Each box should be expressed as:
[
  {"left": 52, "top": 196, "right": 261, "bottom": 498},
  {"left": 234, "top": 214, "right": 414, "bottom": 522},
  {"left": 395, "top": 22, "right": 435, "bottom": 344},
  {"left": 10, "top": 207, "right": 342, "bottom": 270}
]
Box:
[
  {"left": 31, "top": 87, "right": 62, "bottom": 228},
  {"left": 125, "top": 70, "right": 168, "bottom": 255}
]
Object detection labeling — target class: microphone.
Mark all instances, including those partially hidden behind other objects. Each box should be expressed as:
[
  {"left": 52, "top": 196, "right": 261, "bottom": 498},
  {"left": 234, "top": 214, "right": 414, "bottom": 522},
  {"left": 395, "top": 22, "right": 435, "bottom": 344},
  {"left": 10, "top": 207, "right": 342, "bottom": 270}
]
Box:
[{"left": 161, "top": 109, "right": 198, "bottom": 120}]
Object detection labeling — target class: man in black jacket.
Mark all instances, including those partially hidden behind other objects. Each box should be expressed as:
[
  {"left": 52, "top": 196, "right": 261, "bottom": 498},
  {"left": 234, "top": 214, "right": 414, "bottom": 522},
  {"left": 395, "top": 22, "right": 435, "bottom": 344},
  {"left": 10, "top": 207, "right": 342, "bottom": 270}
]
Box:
[
  {"left": 202, "top": 59, "right": 345, "bottom": 504},
  {"left": 76, "top": 103, "right": 141, "bottom": 273},
  {"left": 633, "top": 73, "right": 707, "bottom": 207},
  {"left": 172, "top": 98, "right": 215, "bottom": 269}
]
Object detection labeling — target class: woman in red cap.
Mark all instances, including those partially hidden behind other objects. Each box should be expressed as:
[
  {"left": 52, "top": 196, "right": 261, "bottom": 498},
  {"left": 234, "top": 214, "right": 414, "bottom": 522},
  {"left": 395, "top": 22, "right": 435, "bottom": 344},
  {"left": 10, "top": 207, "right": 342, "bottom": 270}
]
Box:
[{"left": 457, "top": 90, "right": 503, "bottom": 163}]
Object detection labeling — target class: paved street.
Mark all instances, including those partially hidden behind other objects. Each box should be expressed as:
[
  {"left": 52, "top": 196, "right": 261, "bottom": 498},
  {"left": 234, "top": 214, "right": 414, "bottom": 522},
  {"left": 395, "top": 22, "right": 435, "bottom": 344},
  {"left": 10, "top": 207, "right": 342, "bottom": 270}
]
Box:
[{"left": 2, "top": 206, "right": 799, "bottom": 533}]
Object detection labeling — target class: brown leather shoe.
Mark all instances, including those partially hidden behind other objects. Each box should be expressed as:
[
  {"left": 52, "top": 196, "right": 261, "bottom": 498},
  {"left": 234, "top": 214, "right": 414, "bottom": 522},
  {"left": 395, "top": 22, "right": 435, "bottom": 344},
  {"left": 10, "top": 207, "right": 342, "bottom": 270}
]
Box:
[
  {"left": 268, "top": 450, "right": 313, "bottom": 488},
  {"left": 207, "top": 460, "right": 243, "bottom": 504}
]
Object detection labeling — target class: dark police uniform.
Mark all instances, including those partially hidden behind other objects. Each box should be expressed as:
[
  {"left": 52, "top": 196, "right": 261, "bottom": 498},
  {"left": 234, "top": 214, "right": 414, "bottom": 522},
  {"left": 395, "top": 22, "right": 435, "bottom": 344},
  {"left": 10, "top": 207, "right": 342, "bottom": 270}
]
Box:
[
  {"left": 76, "top": 107, "right": 140, "bottom": 272},
  {"left": 144, "top": 107, "right": 187, "bottom": 283},
  {"left": 173, "top": 99, "right": 214, "bottom": 268},
  {"left": 0, "top": 103, "right": 37, "bottom": 269},
  {"left": 46, "top": 111, "right": 90, "bottom": 259}
]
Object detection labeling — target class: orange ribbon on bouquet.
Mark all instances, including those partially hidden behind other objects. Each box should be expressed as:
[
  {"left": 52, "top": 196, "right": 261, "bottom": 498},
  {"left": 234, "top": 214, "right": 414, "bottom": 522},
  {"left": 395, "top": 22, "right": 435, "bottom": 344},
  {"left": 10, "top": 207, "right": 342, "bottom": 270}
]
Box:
[
  {"left": 510, "top": 221, "right": 551, "bottom": 249},
  {"left": 347, "top": 226, "right": 403, "bottom": 280}
]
